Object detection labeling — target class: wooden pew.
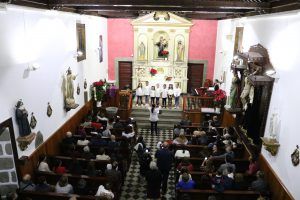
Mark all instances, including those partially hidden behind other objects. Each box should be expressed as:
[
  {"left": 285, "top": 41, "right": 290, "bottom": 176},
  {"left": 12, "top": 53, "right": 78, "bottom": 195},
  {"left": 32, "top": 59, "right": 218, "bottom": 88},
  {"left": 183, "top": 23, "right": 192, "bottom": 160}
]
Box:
[
  {"left": 177, "top": 189, "right": 260, "bottom": 200},
  {"left": 18, "top": 190, "right": 97, "bottom": 200}
]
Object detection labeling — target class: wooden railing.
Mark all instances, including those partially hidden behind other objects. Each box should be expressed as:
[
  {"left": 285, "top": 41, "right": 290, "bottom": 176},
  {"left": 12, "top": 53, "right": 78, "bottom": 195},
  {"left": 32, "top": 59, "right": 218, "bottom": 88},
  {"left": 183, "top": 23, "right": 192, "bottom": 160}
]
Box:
[{"left": 183, "top": 95, "right": 214, "bottom": 112}]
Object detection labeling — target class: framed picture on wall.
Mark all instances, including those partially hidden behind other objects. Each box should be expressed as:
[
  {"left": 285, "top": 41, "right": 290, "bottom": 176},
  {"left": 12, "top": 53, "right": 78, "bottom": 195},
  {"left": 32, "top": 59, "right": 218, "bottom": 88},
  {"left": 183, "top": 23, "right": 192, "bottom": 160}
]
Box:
[
  {"left": 99, "top": 35, "right": 103, "bottom": 63},
  {"left": 76, "top": 23, "right": 86, "bottom": 62}
]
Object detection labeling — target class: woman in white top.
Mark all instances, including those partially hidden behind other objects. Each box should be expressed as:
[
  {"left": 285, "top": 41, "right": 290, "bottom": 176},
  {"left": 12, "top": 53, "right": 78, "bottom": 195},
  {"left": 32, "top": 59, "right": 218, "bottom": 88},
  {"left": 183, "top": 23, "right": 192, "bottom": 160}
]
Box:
[
  {"left": 161, "top": 84, "right": 168, "bottom": 108},
  {"left": 143, "top": 81, "right": 150, "bottom": 105},
  {"left": 95, "top": 184, "right": 114, "bottom": 199},
  {"left": 96, "top": 148, "right": 111, "bottom": 160},
  {"left": 136, "top": 82, "right": 143, "bottom": 106},
  {"left": 55, "top": 175, "right": 73, "bottom": 194},
  {"left": 174, "top": 84, "right": 182, "bottom": 109},
  {"left": 167, "top": 84, "right": 174, "bottom": 109},
  {"left": 155, "top": 83, "right": 161, "bottom": 105},
  {"left": 150, "top": 86, "right": 156, "bottom": 105},
  {"left": 148, "top": 104, "right": 160, "bottom": 135},
  {"left": 37, "top": 154, "right": 52, "bottom": 172}
]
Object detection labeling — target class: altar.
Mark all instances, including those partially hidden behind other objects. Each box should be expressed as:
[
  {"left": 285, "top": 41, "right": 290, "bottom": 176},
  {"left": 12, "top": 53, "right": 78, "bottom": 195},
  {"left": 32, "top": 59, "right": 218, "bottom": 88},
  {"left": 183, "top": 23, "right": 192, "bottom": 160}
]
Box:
[{"left": 131, "top": 12, "right": 193, "bottom": 92}]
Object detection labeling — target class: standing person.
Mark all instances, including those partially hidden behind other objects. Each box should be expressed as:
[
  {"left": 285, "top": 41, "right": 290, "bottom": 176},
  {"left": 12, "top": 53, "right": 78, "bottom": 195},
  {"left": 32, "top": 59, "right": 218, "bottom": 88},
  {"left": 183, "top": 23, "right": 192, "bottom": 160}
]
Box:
[
  {"left": 174, "top": 83, "right": 182, "bottom": 109},
  {"left": 161, "top": 84, "right": 168, "bottom": 108},
  {"left": 143, "top": 81, "right": 151, "bottom": 105},
  {"left": 167, "top": 84, "right": 174, "bottom": 109},
  {"left": 148, "top": 104, "right": 160, "bottom": 135},
  {"left": 155, "top": 142, "right": 173, "bottom": 195},
  {"left": 155, "top": 83, "right": 161, "bottom": 105},
  {"left": 150, "top": 86, "right": 156, "bottom": 105},
  {"left": 136, "top": 82, "right": 143, "bottom": 106},
  {"left": 146, "top": 161, "right": 162, "bottom": 199}
]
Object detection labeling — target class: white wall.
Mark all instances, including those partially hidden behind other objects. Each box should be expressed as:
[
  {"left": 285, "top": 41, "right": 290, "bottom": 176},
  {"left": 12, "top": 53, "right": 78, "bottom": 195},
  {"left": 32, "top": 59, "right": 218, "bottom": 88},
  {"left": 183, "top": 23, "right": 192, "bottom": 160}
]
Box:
[
  {"left": 0, "top": 5, "right": 108, "bottom": 157},
  {"left": 214, "top": 11, "right": 300, "bottom": 199}
]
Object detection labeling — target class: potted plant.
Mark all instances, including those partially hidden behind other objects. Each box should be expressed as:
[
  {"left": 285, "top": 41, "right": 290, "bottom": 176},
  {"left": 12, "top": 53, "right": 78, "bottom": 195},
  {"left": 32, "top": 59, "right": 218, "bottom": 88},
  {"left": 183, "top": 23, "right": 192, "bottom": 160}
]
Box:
[
  {"left": 92, "top": 79, "right": 107, "bottom": 107},
  {"left": 150, "top": 68, "right": 158, "bottom": 76},
  {"left": 213, "top": 88, "right": 226, "bottom": 113}
]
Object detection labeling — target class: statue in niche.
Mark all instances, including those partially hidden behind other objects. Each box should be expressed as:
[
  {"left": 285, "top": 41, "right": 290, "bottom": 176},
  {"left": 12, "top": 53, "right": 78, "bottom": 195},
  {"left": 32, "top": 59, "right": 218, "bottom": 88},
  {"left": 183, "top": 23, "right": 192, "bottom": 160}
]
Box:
[
  {"left": 240, "top": 70, "right": 251, "bottom": 110},
  {"left": 15, "top": 99, "right": 36, "bottom": 151},
  {"left": 156, "top": 36, "right": 168, "bottom": 58},
  {"left": 227, "top": 70, "right": 241, "bottom": 109},
  {"left": 138, "top": 41, "right": 146, "bottom": 60},
  {"left": 176, "top": 40, "right": 184, "bottom": 62},
  {"left": 63, "top": 67, "right": 79, "bottom": 111}
]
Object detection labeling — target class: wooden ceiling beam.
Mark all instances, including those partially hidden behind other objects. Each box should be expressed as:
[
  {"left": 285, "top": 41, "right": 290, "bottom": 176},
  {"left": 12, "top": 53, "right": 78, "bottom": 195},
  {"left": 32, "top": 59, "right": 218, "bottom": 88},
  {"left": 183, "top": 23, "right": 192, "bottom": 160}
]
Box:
[{"left": 51, "top": 0, "right": 270, "bottom": 10}]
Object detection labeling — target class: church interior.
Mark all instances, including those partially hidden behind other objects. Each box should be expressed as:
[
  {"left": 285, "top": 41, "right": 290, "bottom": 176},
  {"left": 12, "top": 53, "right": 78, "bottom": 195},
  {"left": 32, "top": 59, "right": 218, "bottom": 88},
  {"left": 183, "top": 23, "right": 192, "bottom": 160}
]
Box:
[{"left": 0, "top": 0, "right": 300, "bottom": 199}]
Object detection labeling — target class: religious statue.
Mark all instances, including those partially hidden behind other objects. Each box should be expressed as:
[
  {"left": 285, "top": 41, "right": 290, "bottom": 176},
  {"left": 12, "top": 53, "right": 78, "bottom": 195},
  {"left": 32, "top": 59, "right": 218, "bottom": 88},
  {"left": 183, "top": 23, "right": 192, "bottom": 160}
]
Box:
[
  {"left": 227, "top": 70, "right": 241, "bottom": 109},
  {"left": 63, "top": 67, "right": 79, "bottom": 111},
  {"left": 240, "top": 70, "right": 251, "bottom": 110},
  {"left": 156, "top": 36, "right": 168, "bottom": 58},
  {"left": 15, "top": 100, "right": 31, "bottom": 137},
  {"left": 15, "top": 99, "right": 36, "bottom": 151},
  {"left": 176, "top": 40, "right": 184, "bottom": 62},
  {"left": 138, "top": 42, "right": 146, "bottom": 60}
]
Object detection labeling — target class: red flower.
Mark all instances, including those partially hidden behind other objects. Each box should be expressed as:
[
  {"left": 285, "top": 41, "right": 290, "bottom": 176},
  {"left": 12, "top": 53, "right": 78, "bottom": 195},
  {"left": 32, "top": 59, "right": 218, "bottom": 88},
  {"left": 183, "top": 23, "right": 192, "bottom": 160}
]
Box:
[
  {"left": 161, "top": 50, "right": 169, "bottom": 55},
  {"left": 150, "top": 68, "right": 157, "bottom": 75},
  {"left": 213, "top": 89, "right": 226, "bottom": 105},
  {"left": 93, "top": 80, "right": 104, "bottom": 87}
]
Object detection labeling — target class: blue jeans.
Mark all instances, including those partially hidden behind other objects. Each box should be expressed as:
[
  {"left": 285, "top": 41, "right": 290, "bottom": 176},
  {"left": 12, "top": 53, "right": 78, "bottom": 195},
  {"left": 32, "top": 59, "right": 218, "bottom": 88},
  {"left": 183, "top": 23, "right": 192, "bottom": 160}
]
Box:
[{"left": 175, "top": 96, "right": 180, "bottom": 107}]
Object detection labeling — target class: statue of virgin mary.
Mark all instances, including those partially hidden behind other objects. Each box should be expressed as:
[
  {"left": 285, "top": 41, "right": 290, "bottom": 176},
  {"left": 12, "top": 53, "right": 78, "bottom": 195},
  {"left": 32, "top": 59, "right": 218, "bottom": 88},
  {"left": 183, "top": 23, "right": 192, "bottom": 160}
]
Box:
[{"left": 63, "top": 67, "right": 79, "bottom": 110}]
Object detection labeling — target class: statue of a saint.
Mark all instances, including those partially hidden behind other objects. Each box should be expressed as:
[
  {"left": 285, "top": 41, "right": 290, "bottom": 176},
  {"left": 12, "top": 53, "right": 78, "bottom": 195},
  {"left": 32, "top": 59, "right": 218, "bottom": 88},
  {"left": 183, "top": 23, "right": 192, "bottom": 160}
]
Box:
[
  {"left": 64, "top": 67, "right": 79, "bottom": 110},
  {"left": 176, "top": 40, "right": 184, "bottom": 62},
  {"left": 138, "top": 42, "right": 146, "bottom": 60},
  {"left": 240, "top": 70, "right": 251, "bottom": 110},
  {"left": 156, "top": 36, "right": 168, "bottom": 58},
  {"left": 15, "top": 100, "right": 31, "bottom": 137},
  {"left": 228, "top": 71, "right": 241, "bottom": 109}
]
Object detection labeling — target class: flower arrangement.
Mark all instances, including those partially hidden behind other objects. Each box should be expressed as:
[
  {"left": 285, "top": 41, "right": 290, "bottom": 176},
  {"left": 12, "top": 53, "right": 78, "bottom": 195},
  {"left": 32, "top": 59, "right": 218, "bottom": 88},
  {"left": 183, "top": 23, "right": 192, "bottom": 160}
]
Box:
[
  {"left": 161, "top": 50, "right": 169, "bottom": 57},
  {"left": 203, "top": 79, "right": 213, "bottom": 88},
  {"left": 150, "top": 68, "right": 158, "bottom": 76},
  {"left": 213, "top": 89, "right": 227, "bottom": 107},
  {"left": 92, "top": 79, "right": 107, "bottom": 101}
]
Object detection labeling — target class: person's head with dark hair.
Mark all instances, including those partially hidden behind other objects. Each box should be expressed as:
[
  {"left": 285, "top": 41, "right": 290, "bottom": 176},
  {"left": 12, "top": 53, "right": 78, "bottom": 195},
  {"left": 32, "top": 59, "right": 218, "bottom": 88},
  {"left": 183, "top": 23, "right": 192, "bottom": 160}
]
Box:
[
  {"left": 112, "top": 161, "right": 118, "bottom": 170},
  {"left": 125, "top": 125, "right": 133, "bottom": 133},
  {"left": 104, "top": 183, "right": 111, "bottom": 191},
  {"left": 216, "top": 169, "right": 222, "bottom": 176},
  {"left": 256, "top": 171, "right": 265, "bottom": 179},
  {"left": 58, "top": 175, "right": 69, "bottom": 187},
  {"left": 225, "top": 154, "right": 233, "bottom": 164},
  {"left": 39, "top": 154, "right": 47, "bottom": 163},
  {"left": 180, "top": 166, "right": 189, "bottom": 174},
  {"left": 137, "top": 136, "right": 144, "bottom": 143},
  {"left": 182, "top": 173, "right": 190, "bottom": 183},
  {"left": 99, "top": 147, "right": 105, "bottom": 155}
]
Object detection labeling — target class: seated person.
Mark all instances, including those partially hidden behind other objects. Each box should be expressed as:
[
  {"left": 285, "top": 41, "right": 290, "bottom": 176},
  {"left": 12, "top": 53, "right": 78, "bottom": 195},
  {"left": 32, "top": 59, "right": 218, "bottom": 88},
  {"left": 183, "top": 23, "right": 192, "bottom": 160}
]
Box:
[
  {"left": 102, "top": 127, "right": 112, "bottom": 137},
  {"left": 173, "top": 133, "right": 188, "bottom": 145},
  {"left": 90, "top": 135, "right": 108, "bottom": 146},
  {"left": 96, "top": 148, "right": 111, "bottom": 160},
  {"left": 222, "top": 167, "right": 234, "bottom": 189},
  {"left": 86, "top": 161, "right": 97, "bottom": 177},
  {"left": 68, "top": 157, "right": 83, "bottom": 175},
  {"left": 180, "top": 114, "right": 192, "bottom": 126},
  {"left": 62, "top": 131, "right": 75, "bottom": 146},
  {"left": 173, "top": 124, "right": 181, "bottom": 137},
  {"left": 175, "top": 149, "right": 190, "bottom": 159},
  {"left": 107, "top": 118, "right": 115, "bottom": 130},
  {"left": 246, "top": 156, "right": 259, "bottom": 175},
  {"left": 95, "top": 183, "right": 114, "bottom": 199},
  {"left": 177, "top": 158, "right": 194, "bottom": 172},
  {"left": 97, "top": 112, "right": 108, "bottom": 122},
  {"left": 233, "top": 173, "right": 248, "bottom": 190},
  {"left": 105, "top": 162, "right": 122, "bottom": 193},
  {"left": 122, "top": 125, "right": 135, "bottom": 138},
  {"left": 113, "top": 116, "right": 123, "bottom": 129},
  {"left": 82, "top": 146, "right": 95, "bottom": 160},
  {"left": 211, "top": 144, "right": 222, "bottom": 156},
  {"left": 107, "top": 135, "right": 120, "bottom": 150},
  {"left": 53, "top": 159, "right": 68, "bottom": 174},
  {"left": 35, "top": 176, "right": 53, "bottom": 192},
  {"left": 91, "top": 122, "right": 102, "bottom": 130},
  {"left": 19, "top": 174, "right": 35, "bottom": 191},
  {"left": 77, "top": 135, "right": 90, "bottom": 146},
  {"left": 178, "top": 167, "right": 192, "bottom": 182},
  {"left": 37, "top": 154, "right": 52, "bottom": 172},
  {"left": 55, "top": 175, "right": 73, "bottom": 194},
  {"left": 197, "top": 131, "right": 208, "bottom": 145},
  {"left": 200, "top": 158, "right": 215, "bottom": 173},
  {"left": 218, "top": 154, "right": 236, "bottom": 174},
  {"left": 211, "top": 115, "right": 221, "bottom": 127},
  {"left": 250, "top": 171, "right": 268, "bottom": 193},
  {"left": 81, "top": 118, "right": 92, "bottom": 128},
  {"left": 212, "top": 169, "right": 225, "bottom": 193},
  {"left": 74, "top": 178, "right": 88, "bottom": 195},
  {"left": 176, "top": 173, "right": 196, "bottom": 190},
  {"left": 212, "top": 144, "right": 235, "bottom": 160}
]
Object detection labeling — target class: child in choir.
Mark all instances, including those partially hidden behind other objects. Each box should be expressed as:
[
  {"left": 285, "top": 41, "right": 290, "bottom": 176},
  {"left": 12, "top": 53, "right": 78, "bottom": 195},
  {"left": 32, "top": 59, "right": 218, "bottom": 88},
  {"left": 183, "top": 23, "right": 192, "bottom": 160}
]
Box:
[
  {"left": 167, "top": 84, "right": 174, "bottom": 109},
  {"left": 143, "top": 81, "right": 150, "bottom": 105},
  {"left": 161, "top": 84, "right": 168, "bottom": 108},
  {"left": 136, "top": 82, "right": 143, "bottom": 106},
  {"left": 155, "top": 83, "right": 161, "bottom": 105},
  {"left": 174, "top": 83, "right": 182, "bottom": 109},
  {"left": 150, "top": 86, "right": 156, "bottom": 105}
]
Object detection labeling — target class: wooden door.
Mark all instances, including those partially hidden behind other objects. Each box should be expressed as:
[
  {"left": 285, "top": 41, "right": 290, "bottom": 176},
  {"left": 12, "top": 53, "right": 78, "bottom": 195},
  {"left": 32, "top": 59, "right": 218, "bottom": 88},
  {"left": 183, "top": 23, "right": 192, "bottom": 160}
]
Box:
[
  {"left": 187, "top": 63, "right": 204, "bottom": 93},
  {"left": 118, "top": 61, "right": 132, "bottom": 90}
]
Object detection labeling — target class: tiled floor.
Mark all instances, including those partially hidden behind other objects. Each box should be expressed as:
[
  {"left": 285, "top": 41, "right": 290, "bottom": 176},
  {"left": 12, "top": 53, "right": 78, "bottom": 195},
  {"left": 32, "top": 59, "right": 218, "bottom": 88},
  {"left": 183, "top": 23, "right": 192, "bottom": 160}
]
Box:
[{"left": 120, "top": 129, "right": 175, "bottom": 200}]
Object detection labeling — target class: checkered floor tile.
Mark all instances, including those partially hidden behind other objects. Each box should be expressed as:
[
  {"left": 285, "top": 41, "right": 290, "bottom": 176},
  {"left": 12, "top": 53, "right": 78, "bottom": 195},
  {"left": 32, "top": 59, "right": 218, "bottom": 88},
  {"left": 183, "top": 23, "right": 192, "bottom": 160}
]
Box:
[{"left": 120, "top": 129, "right": 175, "bottom": 200}]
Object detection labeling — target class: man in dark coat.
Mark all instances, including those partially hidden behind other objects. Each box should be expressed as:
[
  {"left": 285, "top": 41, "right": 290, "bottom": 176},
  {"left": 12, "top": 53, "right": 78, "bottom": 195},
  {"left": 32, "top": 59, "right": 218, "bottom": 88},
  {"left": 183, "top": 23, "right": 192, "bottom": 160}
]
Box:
[
  {"left": 155, "top": 142, "right": 173, "bottom": 194},
  {"left": 146, "top": 161, "right": 162, "bottom": 199}
]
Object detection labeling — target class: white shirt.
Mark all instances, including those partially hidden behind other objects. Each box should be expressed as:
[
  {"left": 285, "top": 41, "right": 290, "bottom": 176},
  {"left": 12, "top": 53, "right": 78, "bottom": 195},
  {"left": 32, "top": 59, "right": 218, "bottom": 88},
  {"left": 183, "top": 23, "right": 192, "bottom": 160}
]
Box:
[
  {"left": 161, "top": 88, "right": 168, "bottom": 98},
  {"left": 155, "top": 88, "right": 161, "bottom": 97},
  {"left": 149, "top": 107, "right": 160, "bottom": 121},
  {"left": 143, "top": 85, "right": 150, "bottom": 96},
  {"left": 96, "top": 154, "right": 111, "bottom": 160},
  {"left": 95, "top": 185, "right": 114, "bottom": 198},
  {"left": 168, "top": 89, "right": 174, "bottom": 96},
  {"left": 175, "top": 150, "right": 190, "bottom": 158},
  {"left": 55, "top": 183, "right": 73, "bottom": 194},
  {"left": 122, "top": 131, "right": 135, "bottom": 138},
  {"left": 136, "top": 87, "right": 143, "bottom": 96},
  {"left": 77, "top": 139, "right": 90, "bottom": 146},
  {"left": 174, "top": 87, "right": 182, "bottom": 97},
  {"left": 38, "top": 161, "right": 51, "bottom": 172},
  {"left": 150, "top": 90, "right": 155, "bottom": 97}
]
